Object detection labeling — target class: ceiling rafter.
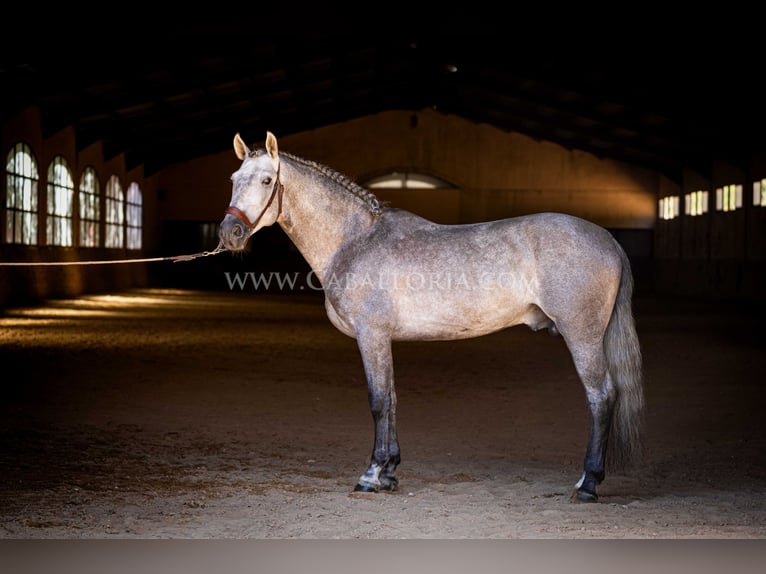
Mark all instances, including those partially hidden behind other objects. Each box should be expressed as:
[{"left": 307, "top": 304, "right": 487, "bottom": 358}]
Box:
[{"left": 2, "top": 37, "right": 764, "bottom": 182}]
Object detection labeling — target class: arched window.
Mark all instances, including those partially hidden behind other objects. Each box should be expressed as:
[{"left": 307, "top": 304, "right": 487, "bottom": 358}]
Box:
[
  {"left": 5, "top": 142, "right": 39, "bottom": 245},
  {"left": 105, "top": 175, "right": 124, "bottom": 248},
  {"left": 126, "top": 182, "right": 142, "bottom": 250},
  {"left": 361, "top": 170, "right": 461, "bottom": 224},
  {"left": 364, "top": 172, "right": 455, "bottom": 189},
  {"left": 79, "top": 167, "right": 100, "bottom": 247},
  {"left": 46, "top": 156, "right": 74, "bottom": 246}
]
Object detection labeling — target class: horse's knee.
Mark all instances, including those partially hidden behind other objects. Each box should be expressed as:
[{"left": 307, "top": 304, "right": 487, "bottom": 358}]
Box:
[{"left": 368, "top": 389, "right": 393, "bottom": 417}]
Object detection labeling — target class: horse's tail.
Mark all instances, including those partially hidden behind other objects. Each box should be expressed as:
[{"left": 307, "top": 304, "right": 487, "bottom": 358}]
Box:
[{"left": 604, "top": 244, "right": 644, "bottom": 472}]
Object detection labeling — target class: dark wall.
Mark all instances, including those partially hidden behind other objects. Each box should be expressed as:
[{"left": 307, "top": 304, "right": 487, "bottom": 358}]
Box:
[{"left": 653, "top": 195, "right": 766, "bottom": 301}]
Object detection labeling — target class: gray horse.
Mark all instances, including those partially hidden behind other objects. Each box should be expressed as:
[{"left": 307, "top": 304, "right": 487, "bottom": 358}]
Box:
[{"left": 219, "top": 132, "right": 644, "bottom": 503}]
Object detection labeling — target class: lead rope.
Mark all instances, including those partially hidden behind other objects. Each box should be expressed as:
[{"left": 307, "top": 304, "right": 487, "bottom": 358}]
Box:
[{"left": 0, "top": 241, "right": 227, "bottom": 267}]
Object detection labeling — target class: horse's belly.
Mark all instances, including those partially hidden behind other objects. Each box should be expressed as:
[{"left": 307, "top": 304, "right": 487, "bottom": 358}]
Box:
[{"left": 391, "top": 291, "right": 533, "bottom": 341}]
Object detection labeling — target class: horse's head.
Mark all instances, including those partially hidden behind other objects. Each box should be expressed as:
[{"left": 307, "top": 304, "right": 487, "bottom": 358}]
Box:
[{"left": 219, "top": 131, "right": 284, "bottom": 251}]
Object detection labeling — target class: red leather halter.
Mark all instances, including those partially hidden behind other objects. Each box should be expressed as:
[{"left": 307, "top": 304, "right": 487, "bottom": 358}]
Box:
[{"left": 224, "top": 169, "right": 284, "bottom": 231}]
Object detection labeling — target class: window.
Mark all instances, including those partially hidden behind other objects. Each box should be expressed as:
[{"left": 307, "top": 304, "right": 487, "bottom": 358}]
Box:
[
  {"left": 365, "top": 172, "right": 455, "bottom": 189},
  {"left": 126, "top": 182, "right": 142, "bottom": 250},
  {"left": 79, "top": 167, "right": 100, "bottom": 247},
  {"left": 5, "top": 142, "right": 39, "bottom": 244},
  {"left": 105, "top": 175, "right": 124, "bottom": 248},
  {"left": 684, "top": 190, "right": 709, "bottom": 216},
  {"left": 716, "top": 184, "right": 743, "bottom": 212},
  {"left": 753, "top": 179, "right": 766, "bottom": 206},
  {"left": 658, "top": 196, "right": 680, "bottom": 220},
  {"left": 46, "top": 156, "right": 74, "bottom": 246}
]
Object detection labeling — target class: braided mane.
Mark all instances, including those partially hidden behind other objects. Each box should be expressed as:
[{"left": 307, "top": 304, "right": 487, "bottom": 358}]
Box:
[{"left": 251, "top": 147, "right": 383, "bottom": 216}]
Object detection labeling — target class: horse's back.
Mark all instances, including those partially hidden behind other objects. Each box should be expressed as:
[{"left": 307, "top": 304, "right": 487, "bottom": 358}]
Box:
[{"left": 374, "top": 210, "right": 623, "bottom": 270}]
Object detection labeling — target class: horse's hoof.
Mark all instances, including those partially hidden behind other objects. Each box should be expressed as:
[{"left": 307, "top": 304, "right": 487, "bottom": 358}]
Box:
[
  {"left": 353, "top": 483, "right": 379, "bottom": 493},
  {"left": 379, "top": 478, "right": 398, "bottom": 492},
  {"left": 570, "top": 489, "right": 598, "bottom": 503}
]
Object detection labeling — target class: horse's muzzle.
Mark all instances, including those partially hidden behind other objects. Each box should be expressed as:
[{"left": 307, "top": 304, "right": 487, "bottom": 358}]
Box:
[{"left": 218, "top": 213, "right": 250, "bottom": 251}]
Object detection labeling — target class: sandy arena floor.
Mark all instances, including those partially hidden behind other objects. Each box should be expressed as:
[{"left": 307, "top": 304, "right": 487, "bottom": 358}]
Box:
[{"left": 0, "top": 288, "right": 764, "bottom": 539}]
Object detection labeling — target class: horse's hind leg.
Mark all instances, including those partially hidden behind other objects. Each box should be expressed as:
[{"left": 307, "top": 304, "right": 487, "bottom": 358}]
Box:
[
  {"left": 567, "top": 342, "right": 617, "bottom": 503},
  {"left": 353, "top": 329, "right": 401, "bottom": 492}
]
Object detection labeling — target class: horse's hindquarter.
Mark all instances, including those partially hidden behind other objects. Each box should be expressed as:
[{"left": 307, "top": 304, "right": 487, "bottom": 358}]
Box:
[
  {"left": 326, "top": 211, "right": 614, "bottom": 341},
  {"left": 520, "top": 213, "right": 625, "bottom": 337}
]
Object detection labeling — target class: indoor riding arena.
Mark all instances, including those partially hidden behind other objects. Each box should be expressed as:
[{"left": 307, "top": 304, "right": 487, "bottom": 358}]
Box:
[{"left": 1, "top": 35, "right": 765, "bottom": 566}]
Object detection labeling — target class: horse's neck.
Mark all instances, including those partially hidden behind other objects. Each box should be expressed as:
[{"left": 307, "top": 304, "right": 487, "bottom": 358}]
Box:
[{"left": 277, "top": 162, "right": 375, "bottom": 284}]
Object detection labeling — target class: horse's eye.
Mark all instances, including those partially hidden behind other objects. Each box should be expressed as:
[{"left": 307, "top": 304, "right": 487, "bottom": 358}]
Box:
[{"left": 262, "top": 177, "right": 272, "bottom": 185}]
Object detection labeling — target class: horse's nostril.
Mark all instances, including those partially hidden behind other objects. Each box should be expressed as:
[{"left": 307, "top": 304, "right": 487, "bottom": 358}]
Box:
[{"left": 232, "top": 224, "right": 243, "bottom": 238}]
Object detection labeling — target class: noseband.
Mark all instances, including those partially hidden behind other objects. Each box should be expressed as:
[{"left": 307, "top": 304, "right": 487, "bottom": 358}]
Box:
[{"left": 225, "top": 165, "right": 284, "bottom": 232}]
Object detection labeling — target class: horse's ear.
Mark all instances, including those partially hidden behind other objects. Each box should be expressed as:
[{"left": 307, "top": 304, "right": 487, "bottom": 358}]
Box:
[
  {"left": 265, "top": 131, "right": 279, "bottom": 160},
  {"left": 233, "top": 133, "right": 249, "bottom": 160}
]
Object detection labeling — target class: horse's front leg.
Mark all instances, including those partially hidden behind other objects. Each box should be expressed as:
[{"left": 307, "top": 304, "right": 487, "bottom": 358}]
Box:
[{"left": 353, "top": 329, "right": 400, "bottom": 492}]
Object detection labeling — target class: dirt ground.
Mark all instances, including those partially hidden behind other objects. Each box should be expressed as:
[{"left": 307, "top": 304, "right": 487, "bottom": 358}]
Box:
[{"left": 0, "top": 287, "right": 764, "bottom": 539}]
